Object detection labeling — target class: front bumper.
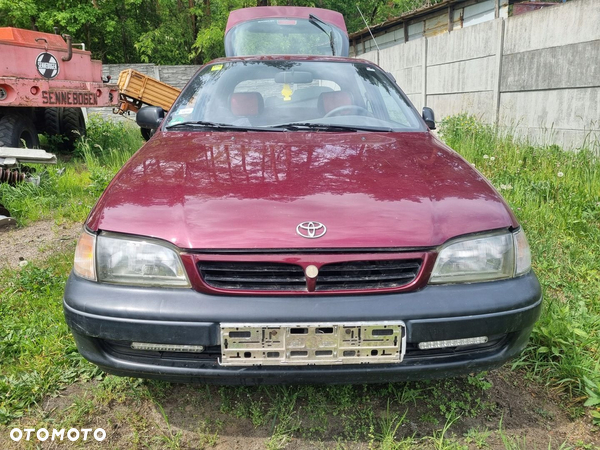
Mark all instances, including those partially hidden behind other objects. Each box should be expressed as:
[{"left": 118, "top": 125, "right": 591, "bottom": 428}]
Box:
[{"left": 63, "top": 272, "right": 542, "bottom": 384}]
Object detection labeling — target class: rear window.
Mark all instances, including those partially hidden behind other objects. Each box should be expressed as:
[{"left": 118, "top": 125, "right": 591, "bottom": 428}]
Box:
[{"left": 225, "top": 18, "right": 348, "bottom": 57}]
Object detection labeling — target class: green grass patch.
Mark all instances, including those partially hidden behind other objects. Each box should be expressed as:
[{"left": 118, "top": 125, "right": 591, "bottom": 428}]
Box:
[
  {"left": 0, "top": 115, "right": 143, "bottom": 226},
  {"left": 0, "top": 251, "right": 101, "bottom": 424},
  {"left": 439, "top": 115, "right": 600, "bottom": 415}
]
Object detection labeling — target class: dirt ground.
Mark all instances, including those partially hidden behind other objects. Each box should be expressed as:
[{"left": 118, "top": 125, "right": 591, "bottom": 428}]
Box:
[
  {"left": 1, "top": 368, "right": 598, "bottom": 449},
  {"left": 0, "top": 220, "right": 81, "bottom": 270}
]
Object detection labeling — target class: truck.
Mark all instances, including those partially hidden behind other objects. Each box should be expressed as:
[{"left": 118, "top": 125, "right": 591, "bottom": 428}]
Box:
[
  {"left": 0, "top": 27, "right": 119, "bottom": 150},
  {"left": 0, "top": 27, "right": 119, "bottom": 225}
]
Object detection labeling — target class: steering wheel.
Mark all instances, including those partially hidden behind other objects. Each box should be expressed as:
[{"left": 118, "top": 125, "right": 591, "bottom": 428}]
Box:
[{"left": 324, "top": 105, "right": 373, "bottom": 118}]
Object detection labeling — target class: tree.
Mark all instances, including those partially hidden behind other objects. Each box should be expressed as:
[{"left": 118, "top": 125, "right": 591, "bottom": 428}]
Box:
[{"left": 0, "top": 0, "right": 444, "bottom": 64}]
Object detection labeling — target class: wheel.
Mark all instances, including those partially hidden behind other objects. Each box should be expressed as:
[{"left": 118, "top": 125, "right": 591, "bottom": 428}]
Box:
[
  {"left": 60, "top": 107, "right": 86, "bottom": 151},
  {"left": 43, "top": 107, "right": 62, "bottom": 136},
  {"left": 0, "top": 113, "right": 39, "bottom": 148},
  {"left": 140, "top": 127, "right": 155, "bottom": 141},
  {"left": 324, "top": 105, "right": 372, "bottom": 118}
]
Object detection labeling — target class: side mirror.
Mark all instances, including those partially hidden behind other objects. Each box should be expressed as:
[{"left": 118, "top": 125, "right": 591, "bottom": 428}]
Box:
[
  {"left": 422, "top": 107, "right": 436, "bottom": 130},
  {"left": 136, "top": 106, "right": 165, "bottom": 130}
]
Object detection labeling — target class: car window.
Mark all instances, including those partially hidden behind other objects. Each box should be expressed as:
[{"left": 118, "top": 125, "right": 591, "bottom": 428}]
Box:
[
  {"left": 166, "top": 60, "right": 424, "bottom": 132},
  {"left": 225, "top": 19, "right": 348, "bottom": 57}
]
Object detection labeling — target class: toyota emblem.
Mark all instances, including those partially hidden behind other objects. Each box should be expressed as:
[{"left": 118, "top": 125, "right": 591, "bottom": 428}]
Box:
[{"left": 296, "top": 221, "right": 327, "bottom": 239}]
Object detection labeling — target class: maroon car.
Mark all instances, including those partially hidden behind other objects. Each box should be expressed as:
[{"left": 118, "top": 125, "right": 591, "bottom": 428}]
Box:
[{"left": 64, "top": 56, "right": 541, "bottom": 384}]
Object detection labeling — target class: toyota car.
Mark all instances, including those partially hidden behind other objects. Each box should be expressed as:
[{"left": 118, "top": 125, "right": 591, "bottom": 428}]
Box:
[{"left": 63, "top": 56, "right": 541, "bottom": 384}]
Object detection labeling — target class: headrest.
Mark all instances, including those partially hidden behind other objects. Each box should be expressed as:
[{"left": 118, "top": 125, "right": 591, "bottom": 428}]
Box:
[
  {"left": 317, "top": 91, "right": 353, "bottom": 115},
  {"left": 230, "top": 92, "right": 264, "bottom": 117}
]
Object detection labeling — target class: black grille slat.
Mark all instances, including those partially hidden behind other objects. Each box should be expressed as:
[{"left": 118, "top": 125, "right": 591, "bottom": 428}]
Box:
[
  {"left": 199, "top": 261, "right": 306, "bottom": 291},
  {"left": 316, "top": 259, "right": 420, "bottom": 291},
  {"left": 203, "top": 263, "right": 302, "bottom": 272},
  {"left": 205, "top": 276, "right": 305, "bottom": 283},
  {"left": 198, "top": 259, "right": 421, "bottom": 292},
  {"left": 316, "top": 273, "right": 417, "bottom": 282},
  {"left": 319, "top": 262, "right": 420, "bottom": 272}
]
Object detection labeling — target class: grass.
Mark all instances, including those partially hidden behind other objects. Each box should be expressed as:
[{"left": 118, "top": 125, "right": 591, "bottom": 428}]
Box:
[
  {"left": 0, "top": 115, "right": 599, "bottom": 447},
  {"left": 0, "top": 252, "right": 99, "bottom": 424},
  {"left": 439, "top": 115, "right": 600, "bottom": 417},
  {"left": 0, "top": 115, "right": 143, "bottom": 226}
]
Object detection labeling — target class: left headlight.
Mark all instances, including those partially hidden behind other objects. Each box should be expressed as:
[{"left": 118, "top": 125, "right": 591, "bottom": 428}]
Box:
[
  {"left": 429, "top": 229, "right": 531, "bottom": 284},
  {"left": 74, "top": 230, "right": 190, "bottom": 287}
]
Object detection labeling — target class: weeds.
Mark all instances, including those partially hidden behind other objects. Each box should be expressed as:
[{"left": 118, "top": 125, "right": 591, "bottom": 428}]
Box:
[
  {"left": 0, "top": 115, "right": 142, "bottom": 225},
  {"left": 0, "top": 252, "right": 100, "bottom": 424},
  {"left": 439, "top": 115, "right": 600, "bottom": 408}
]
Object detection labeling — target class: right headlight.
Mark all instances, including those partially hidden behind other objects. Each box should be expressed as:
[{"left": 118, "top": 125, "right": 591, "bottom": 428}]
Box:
[
  {"left": 429, "top": 229, "right": 531, "bottom": 284},
  {"left": 73, "top": 230, "right": 190, "bottom": 288}
]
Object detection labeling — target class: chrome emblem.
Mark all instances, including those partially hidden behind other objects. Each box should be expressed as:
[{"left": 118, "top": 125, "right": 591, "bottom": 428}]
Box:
[
  {"left": 305, "top": 265, "right": 319, "bottom": 278},
  {"left": 296, "top": 221, "right": 327, "bottom": 239}
]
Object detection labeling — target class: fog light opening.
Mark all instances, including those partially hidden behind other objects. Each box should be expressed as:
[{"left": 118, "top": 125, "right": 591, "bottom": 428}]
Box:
[
  {"left": 131, "top": 342, "right": 205, "bottom": 353},
  {"left": 418, "top": 336, "right": 488, "bottom": 350}
]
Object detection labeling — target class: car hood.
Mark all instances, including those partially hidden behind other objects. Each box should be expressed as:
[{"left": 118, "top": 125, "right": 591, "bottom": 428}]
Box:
[{"left": 87, "top": 131, "right": 517, "bottom": 250}]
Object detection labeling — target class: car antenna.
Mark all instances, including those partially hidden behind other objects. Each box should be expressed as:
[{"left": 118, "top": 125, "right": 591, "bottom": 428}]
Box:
[{"left": 356, "top": 5, "right": 380, "bottom": 53}]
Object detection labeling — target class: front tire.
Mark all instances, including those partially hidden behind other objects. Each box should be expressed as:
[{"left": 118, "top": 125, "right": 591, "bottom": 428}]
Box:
[
  {"left": 60, "top": 107, "right": 86, "bottom": 151},
  {"left": 43, "top": 107, "right": 62, "bottom": 136},
  {"left": 0, "top": 113, "right": 40, "bottom": 148}
]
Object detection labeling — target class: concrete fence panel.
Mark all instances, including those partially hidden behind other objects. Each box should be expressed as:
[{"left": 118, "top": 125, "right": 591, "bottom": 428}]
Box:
[
  {"left": 426, "top": 19, "right": 499, "bottom": 66},
  {"left": 503, "top": 0, "right": 600, "bottom": 55},
  {"left": 352, "top": 0, "right": 599, "bottom": 150}
]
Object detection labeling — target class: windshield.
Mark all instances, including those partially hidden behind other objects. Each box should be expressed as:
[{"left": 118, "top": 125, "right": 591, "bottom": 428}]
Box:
[
  {"left": 165, "top": 60, "right": 424, "bottom": 132},
  {"left": 225, "top": 18, "right": 348, "bottom": 57}
]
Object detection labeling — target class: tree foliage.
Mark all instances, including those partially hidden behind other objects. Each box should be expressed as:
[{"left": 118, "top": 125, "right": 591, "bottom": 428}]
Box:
[{"left": 0, "top": 0, "right": 440, "bottom": 65}]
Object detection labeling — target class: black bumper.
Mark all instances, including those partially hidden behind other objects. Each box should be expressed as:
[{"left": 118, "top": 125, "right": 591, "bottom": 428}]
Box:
[{"left": 63, "top": 272, "right": 542, "bottom": 384}]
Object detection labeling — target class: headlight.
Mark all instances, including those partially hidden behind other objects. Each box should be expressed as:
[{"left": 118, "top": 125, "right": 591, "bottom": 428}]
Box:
[
  {"left": 429, "top": 229, "right": 531, "bottom": 284},
  {"left": 76, "top": 232, "right": 190, "bottom": 287}
]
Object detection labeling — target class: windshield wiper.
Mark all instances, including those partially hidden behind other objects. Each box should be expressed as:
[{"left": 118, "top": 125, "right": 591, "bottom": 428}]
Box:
[
  {"left": 309, "top": 14, "right": 336, "bottom": 56},
  {"left": 272, "top": 122, "right": 394, "bottom": 132},
  {"left": 165, "top": 121, "right": 284, "bottom": 132}
]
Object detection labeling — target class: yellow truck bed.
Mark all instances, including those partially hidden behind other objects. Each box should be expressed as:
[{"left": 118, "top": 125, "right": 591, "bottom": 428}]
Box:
[{"left": 116, "top": 69, "right": 180, "bottom": 113}]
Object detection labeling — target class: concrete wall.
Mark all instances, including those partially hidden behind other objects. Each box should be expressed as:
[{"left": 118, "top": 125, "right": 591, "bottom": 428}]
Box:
[
  {"left": 360, "top": 0, "right": 600, "bottom": 150},
  {"left": 351, "top": 0, "right": 509, "bottom": 56}
]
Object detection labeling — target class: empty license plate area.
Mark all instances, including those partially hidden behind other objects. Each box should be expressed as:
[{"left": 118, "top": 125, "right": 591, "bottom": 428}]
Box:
[{"left": 220, "top": 322, "right": 405, "bottom": 366}]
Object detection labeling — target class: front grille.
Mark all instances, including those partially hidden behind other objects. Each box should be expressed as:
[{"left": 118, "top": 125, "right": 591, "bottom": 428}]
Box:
[
  {"left": 198, "top": 259, "right": 421, "bottom": 292},
  {"left": 316, "top": 260, "right": 421, "bottom": 291},
  {"left": 198, "top": 262, "right": 306, "bottom": 291}
]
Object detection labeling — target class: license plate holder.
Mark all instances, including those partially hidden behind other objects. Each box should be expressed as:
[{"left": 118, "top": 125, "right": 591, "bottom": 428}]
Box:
[{"left": 219, "top": 321, "right": 405, "bottom": 366}]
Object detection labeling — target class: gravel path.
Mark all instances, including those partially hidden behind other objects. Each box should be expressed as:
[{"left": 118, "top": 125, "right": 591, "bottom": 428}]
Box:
[{"left": 0, "top": 220, "right": 82, "bottom": 270}]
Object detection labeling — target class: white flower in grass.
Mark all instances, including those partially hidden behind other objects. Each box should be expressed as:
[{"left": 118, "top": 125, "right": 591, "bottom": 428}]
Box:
[
  {"left": 490, "top": 156, "right": 496, "bottom": 161},
  {"left": 557, "top": 172, "right": 564, "bottom": 178},
  {"left": 483, "top": 154, "right": 489, "bottom": 159}
]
